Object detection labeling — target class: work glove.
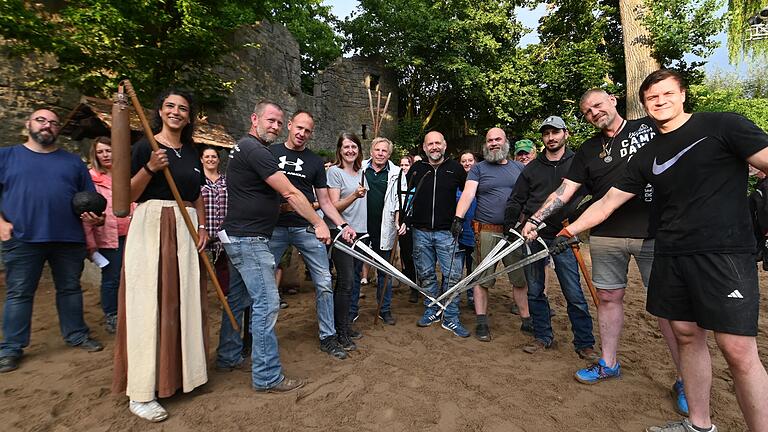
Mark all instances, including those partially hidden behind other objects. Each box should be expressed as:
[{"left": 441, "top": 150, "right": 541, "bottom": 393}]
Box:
[
  {"left": 450, "top": 216, "right": 465, "bottom": 239},
  {"left": 550, "top": 228, "right": 575, "bottom": 255}
]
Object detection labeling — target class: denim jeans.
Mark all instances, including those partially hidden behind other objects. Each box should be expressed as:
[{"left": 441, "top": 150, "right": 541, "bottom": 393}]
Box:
[
  {"left": 525, "top": 237, "right": 595, "bottom": 350},
  {"left": 269, "top": 226, "right": 335, "bottom": 339},
  {"left": 220, "top": 236, "right": 284, "bottom": 389},
  {"left": 368, "top": 238, "right": 393, "bottom": 314},
  {"left": 97, "top": 235, "right": 126, "bottom": 317},
  {"left": 412, "top": 229, "right": 462, "bottom": 319},
  {"left": 1, "top": 238, "right": 91, "bottom": 358}
]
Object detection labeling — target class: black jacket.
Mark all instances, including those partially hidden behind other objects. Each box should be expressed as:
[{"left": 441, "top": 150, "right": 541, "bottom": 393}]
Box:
[
  {"left": 505, "top": 148, "right": 585, "bottom": 238},
  {"left": 405, "top": 159, "right": 466, "bottom": 230}
]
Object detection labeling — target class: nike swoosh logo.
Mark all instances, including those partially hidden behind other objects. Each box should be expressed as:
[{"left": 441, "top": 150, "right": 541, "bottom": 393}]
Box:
[{"left": 651, "top": 137, "right": 707, "bottom": 175}]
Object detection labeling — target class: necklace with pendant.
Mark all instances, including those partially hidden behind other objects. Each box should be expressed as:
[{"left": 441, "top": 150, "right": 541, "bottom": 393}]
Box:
[
  {"left": 599, "top": 120, "right": 626, "bottom": 164},
  {"left": 156, "top": 135, "right": 183, "bottom": 158}
]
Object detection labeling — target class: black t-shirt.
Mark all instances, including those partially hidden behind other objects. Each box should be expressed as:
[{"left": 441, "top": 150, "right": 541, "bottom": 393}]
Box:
[
  {"left": 269, "top": 143, "right": 327, "bottom": 227},
  {"left": 566, "top": 117, "right": 658, "bottom": 238},
  {"left": 131, "top": 137, "right": 203, "bottom": 202},
  {"left": 221, "top": 135, "right": 281, "bottom": 237},
  {"left": 615, "top": 112, "right": 768, "bottom": 255}
]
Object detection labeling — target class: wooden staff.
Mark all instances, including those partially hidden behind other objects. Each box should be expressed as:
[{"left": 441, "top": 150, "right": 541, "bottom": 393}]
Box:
[
  {"left": 373, "top": 235, "right": 399, "bottom": 326},
  {"left": 367, "top": 88, "right": 376, "bottom": 135},
  {"left": 122, "top": 80, "right": 239, "bottom": 331},
  {"left": 111, "top": 86, "right": 132, "bottom": 217},
  {"left": 377, "top": 92, "right": 392, "bottom": 134},
  {"left": 374, "top": 89, "right": 382, "bottom": 137},
  {"left": 562, "top": 220, "right": 599, "bottom": 309}
]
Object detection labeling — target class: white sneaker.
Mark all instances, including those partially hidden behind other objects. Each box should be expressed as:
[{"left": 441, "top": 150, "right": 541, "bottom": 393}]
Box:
[{"left": 129, "top": 400, "right": 169, "bottom": 422}]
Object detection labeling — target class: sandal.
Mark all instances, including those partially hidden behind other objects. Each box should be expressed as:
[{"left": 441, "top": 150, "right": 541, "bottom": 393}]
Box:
[{"left": 129, "top": 400, "right": 168, "bottom": 422}]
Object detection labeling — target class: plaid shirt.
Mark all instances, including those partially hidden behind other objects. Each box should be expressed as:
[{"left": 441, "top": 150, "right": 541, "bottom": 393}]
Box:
[{"left": 201, "top": 174, "right": 227, "bottom": 253}]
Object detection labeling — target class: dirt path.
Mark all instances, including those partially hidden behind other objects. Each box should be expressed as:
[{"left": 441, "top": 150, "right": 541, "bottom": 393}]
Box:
[{"left": 1, "top": 246, "right": 765, "bottom": 431}]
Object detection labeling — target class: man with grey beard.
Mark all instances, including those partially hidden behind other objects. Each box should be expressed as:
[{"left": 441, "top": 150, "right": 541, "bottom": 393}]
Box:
[
  {"left": 0, "top": 109, "right": 105, "bottom": 373},
  {"left": 454, "top": 127, "right": 530, "bottom": 342}
]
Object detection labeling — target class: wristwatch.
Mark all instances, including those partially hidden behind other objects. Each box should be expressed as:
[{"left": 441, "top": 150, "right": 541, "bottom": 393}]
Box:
[
  {"left": 198, "top": 224, "right": 205, "bottom": 229},
  {"left": 337, "top": 222, "right": 349, "bottom": 230}
]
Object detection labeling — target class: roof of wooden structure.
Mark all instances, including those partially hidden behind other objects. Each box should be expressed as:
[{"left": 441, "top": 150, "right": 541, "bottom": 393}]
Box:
[{"left": 60, "top": 95, "right": 235, "bottom": 148}]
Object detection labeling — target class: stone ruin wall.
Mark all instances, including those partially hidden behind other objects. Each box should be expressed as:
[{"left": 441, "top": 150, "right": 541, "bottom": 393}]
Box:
[{"left": 0, "top": 22, "right": 398, "bottom": 156}]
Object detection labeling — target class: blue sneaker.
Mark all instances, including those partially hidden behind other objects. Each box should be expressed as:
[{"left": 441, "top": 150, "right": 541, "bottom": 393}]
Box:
[
  {"left": 417, "top": 310, "right": 441, "bottom": 327},
  {"left": 673, "top": 379, "right": 689, "bottom": 416},
  {"left": 441, "top": 318, "right": 470, "bottom": 338},
  {"left": 574, "top": 358, "right": 621, "bottom": 384}
]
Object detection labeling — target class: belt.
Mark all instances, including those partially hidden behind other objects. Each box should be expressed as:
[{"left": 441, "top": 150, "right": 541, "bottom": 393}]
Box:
[{"left": 472, "top": 221, "right": 503, "bottom": 233}]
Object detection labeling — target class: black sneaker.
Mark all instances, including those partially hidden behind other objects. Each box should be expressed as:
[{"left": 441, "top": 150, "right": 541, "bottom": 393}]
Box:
[
  {"left": 475, "top": 323, "right": 492, "bottom": 342},
  {"left": 520, "top": 317, "right": 534, "bottom": 335},
  {"left": 337, "top": 333, "right": 357, "bottom": 351},
  {"left": 0, "top": 356, "right": 19, "bottom": 373},
  {"left": 320, "top": 336, "right": 348, "bottom": 359},
  {"left": 348, "top": 328, "right": 363, "bottom": 340},
  {"left": 76, "top": 337, "right": 104, "bottom": 352},
  {"left": 378, "top": 311, "right": 396, "bottom": 326}
]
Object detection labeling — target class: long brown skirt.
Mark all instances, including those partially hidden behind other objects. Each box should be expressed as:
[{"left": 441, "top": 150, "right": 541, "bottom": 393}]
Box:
[{"left": 111, "top": 206, "right": 209, "bottom": 399}]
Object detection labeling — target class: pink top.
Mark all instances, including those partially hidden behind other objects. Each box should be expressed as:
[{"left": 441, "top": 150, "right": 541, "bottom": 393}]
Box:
[{"left": 83, "top": 168, "right": 134, "bottom": 250}]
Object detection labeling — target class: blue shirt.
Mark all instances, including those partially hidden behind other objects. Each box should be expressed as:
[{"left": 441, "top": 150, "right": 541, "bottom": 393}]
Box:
[
  {"left": 0, "top": 145, "right": 95, "bottom": 243},
  {"left": 467, "top": 160, "right": 525, "bottom": 225},
  {"left": 457, "top": 189, "right": 476, "bottom": 247}
]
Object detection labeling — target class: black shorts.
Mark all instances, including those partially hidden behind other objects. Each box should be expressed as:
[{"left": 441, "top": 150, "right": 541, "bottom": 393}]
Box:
[{"left": 646, "top": 253, "right": 759, "bottom": 336}]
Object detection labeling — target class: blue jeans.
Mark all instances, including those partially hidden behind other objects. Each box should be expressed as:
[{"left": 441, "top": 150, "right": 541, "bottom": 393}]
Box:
[
  {"left": 98, "top": 235, "right": 126, "bottom": 317},
  {"left": 525, "top": 238, "right": 595, "bottom": 350},
  {"left": 269, "top": 226, "right": 335, "bottom": 339},
  {"left": 368, "top": 239, "right": 393, "bottom": 314},
  {"left": 1, "top": 238, "right": 91, "bottom": 358},
  {"left": 221, "top": 236, "right": 284, "bottom": 389},
  {"left": 412, "top": 229, "right": 462, "bottom": 319}
]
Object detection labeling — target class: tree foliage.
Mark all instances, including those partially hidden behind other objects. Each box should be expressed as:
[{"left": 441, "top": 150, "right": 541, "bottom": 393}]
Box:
[
  {"left": 690, "top": 65, "right": 768, "bottom": 131},
  {"left": 726, "top": 0, "right": 768, "bottom": 62},
  {"left": 641, "top": 0, "right": 724, "bottom": 85},
  {"left": 0, "top": 0, "right": 340, "bottom": 106},
  {"left": 341, "top": 0, "right": 539, "bottom": 144}
]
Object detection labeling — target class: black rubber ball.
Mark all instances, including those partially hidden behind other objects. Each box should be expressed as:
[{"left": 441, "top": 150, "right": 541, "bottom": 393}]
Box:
[{"left": 72, "top": 191, "right": 107, "bottom": 216}]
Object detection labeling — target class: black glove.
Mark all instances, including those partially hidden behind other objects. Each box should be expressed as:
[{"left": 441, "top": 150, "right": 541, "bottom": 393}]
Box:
[
  {"left": 550, "top": 235, "right": 573, "bottom": 255},
  {"left": 450, "top": 216, "right": 465, "bottom": 239}
]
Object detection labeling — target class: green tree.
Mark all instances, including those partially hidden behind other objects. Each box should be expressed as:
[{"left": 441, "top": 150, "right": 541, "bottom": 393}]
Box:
[
  {"left": 341, "top": 0, "right": 539, "bottom": 142},
  {"left": 0, "top": 0, "right": 340, "bottom": 105},
  {"left": 690, "top": 67, "right": 768, "bottom": 130},
  {"left": 725, "top": 0, "right": 768, "bottom": 62}
]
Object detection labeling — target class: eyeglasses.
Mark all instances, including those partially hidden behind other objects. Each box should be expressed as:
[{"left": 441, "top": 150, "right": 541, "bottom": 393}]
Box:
[{"left": 32, "top": 117, "right": 62, "bottom": 128}]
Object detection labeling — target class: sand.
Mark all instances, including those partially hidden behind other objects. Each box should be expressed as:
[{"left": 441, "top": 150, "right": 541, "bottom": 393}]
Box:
[{"left": 1, "top": 245, "right": 766, "bottom": 431}]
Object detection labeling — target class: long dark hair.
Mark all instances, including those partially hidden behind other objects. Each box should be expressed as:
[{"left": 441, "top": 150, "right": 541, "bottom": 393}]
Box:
[
  {"left": 335, "top": 132, "right": 363, "bottom": 172},
  {"left": 151, "top": 88, "right": 197, "bottom": 144}
]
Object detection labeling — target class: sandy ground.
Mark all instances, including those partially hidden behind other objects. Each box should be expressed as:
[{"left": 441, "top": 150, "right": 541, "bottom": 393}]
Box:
[{"left": 1, "top": 245, "right": 766, "bottom": 432}]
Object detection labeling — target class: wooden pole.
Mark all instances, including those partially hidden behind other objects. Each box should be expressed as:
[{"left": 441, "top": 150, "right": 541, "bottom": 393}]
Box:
[
  {"left": 374, "top": 89, "right": 382, "bottom": 137},
  {"left": 122, "top": 80, "right": 239, "bottom": 331},
  {"left": 377, "top": 92, "right": 392, "bottom": 134},
  {"left": 111, "top": 87, "right": 132, "bottom": 217},
  {"left": 562, "top": 220, "right": 599, "bottom": 309},
  {"left": 367, "top": 88, "right": 376, "bottom": 137}
]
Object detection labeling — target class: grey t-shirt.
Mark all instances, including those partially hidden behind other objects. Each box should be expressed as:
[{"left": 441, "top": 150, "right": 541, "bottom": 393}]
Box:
[
  {"left": 326, "top": 165, "right": 368, "bottom": 233},
  {"left": 467, "top": 159, "right": 525, "bottom": 225}
]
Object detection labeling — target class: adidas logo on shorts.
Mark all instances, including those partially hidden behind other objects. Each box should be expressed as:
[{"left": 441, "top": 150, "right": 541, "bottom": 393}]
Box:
[{"left": 727, "top": 290, "right": 744, "bottom": 299}]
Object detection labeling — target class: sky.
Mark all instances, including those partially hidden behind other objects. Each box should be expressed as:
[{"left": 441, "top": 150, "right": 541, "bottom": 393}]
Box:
[{"left": 324, "top": 0, "right": 744, "bottom": 76}]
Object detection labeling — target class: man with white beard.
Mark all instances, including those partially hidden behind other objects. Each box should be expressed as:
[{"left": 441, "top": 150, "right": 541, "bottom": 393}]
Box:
[{"left": 454, "top": 127, "right": 530, "bottom": 342}]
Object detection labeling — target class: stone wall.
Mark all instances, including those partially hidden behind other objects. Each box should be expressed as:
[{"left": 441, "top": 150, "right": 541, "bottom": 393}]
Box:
[
  {"left": 310, "top": 56, "right": 398, "bottom": 152},
  {"left": 207, "top": 22, "right": 398, "bottom": 153},
  {"left": 0, "top": 22, "right": 397, "bottom": 155},
  {"left": 0, "top": 40, "right": 79, "bottom": 149}
]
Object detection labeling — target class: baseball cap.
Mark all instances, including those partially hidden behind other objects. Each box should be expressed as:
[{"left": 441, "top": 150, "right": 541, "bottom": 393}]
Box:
[
  {"left": 539, "top": 115, "right": 567, "bottom": 131},
  {"left": 514, "top": 139, "right": 534, "bottom": 154}
]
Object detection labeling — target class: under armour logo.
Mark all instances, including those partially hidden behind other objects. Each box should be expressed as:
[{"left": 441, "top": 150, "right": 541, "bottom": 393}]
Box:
[
  {"left": 278, "top": 155, "right": 304, "bottom": 172},
  {"left": 727, "top": 290, "right": 744, "bottom": 299}
]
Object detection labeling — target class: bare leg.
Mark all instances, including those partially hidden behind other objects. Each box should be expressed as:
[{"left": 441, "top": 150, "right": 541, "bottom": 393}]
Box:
[
  {"left": 714, "top": 332, "right": 768, "bottom": 431},
  {"left": 596, "top": 288, "right": 624, "bottom": 367},
  {"left": 275, "top": 267, "right": 283, "bottom": 288},
  {"left": 671, "top": 320, "right": 712, "bottom": 429},
  {"left": 473, "top": 285, "right": 488, "bottom": 315},
  {"left": 658, "top": 317, "right": 683, "bottom": 378},
  {"left": 512, "top": 285, "right": 529, "bottom": 318}
]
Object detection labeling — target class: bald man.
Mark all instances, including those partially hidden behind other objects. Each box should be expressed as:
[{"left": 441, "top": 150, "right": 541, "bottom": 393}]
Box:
[
  {"left": 454, "top": 128, "right": 529, "bottom": 342},
  {"left": 0, "top": 109, "right": 104, "bottom": 373},
  {"left": 405, "top": 131, "right": 470, "bottom": 338}
]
